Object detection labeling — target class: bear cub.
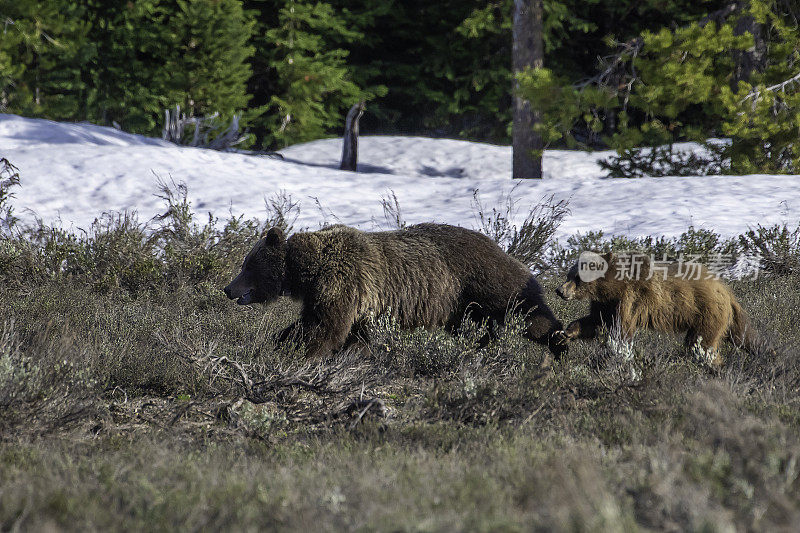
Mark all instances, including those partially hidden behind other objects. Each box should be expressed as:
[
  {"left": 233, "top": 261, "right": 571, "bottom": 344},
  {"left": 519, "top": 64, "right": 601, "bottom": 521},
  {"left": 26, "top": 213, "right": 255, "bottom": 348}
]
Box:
[{"left": 555, "top": 252, "right": 762, "bottom": 367}]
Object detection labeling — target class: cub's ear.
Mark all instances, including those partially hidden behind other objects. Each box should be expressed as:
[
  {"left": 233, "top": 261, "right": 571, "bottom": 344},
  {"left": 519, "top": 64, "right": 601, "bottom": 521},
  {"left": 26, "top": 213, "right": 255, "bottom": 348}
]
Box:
[
  {"left": 262, "top": 226, "right": 285, "bottom": 246},
  {"left": 601, "top": 252, "right": 613, "bottom": 263}
]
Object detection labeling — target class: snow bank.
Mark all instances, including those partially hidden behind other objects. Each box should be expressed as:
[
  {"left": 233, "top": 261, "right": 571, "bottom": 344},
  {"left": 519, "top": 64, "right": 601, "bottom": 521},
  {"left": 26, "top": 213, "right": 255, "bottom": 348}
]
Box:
[{"left": 1, "top": 113, "right": 798, "bottom": 238}]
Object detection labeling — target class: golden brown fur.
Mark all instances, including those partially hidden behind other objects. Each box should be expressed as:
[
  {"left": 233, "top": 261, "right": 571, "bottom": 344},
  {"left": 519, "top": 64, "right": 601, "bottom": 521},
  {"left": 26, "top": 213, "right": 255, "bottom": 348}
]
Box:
[
  {"left": 555, "top": 253, "right": 759, "bottom": 367},
  {"left": 225, "top": 223, "right": 565, "bottom": 359}
]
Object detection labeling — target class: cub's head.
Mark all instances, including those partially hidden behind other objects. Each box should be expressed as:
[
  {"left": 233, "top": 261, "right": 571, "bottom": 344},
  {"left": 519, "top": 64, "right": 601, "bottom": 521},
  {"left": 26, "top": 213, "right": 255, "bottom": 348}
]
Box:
[
  {"left": 224, "top": 227, "right": 287, "bottom": 305},
  {"left": 556, "top": 252, "right": 613, "bottom": 301}
]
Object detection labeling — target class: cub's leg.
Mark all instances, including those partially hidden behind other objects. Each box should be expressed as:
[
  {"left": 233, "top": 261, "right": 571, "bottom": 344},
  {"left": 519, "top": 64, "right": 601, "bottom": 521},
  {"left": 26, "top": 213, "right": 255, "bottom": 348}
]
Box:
[
  {"left": 685, "top": 325, "right": 725, "bottom": 369},
  {"left": 561, "top": 315, "right": 602, "bottom": 342},
  {"left": 556, "top": 302, "right": 618, "bottom": 345}
]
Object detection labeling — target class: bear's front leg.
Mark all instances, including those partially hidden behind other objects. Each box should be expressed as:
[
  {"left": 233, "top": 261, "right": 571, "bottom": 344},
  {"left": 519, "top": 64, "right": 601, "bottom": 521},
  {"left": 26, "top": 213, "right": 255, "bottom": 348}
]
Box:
[
  {"left": 303, "top": 322, "right": 355, "bottom": 359},
  {"left": 275, "top": 317, "right": 348, "bottom": 358},
  {"left": 299, "top": 276, "right": 360, "bottom": 358},
  {"left": 276, "top": 321, "right": 302, "bottom": 345},
  {"left": 298, "top": 305, "right": 358, "bottom": 359},
  {"left": 524, "top": 312, "right": 568, "bottom": 362}
]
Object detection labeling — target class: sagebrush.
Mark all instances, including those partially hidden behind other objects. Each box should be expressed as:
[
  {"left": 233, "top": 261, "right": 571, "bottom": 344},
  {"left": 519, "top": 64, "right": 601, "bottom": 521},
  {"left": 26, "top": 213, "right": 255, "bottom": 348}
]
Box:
[{"left": 1, "top": 181, "right": 800, "bottom": 530}]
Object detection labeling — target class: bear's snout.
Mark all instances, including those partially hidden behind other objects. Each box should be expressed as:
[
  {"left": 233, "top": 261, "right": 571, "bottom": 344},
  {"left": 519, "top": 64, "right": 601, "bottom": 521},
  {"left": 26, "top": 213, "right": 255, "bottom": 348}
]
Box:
[
  {"left": 224, "top": 272, "right": 257, "bottom": 305},
  {"left": 556, "top": 282, "right": 575, "bottom": 300},
  {"left": 223, "top": 282, "right": 243, "bottom": 300}
]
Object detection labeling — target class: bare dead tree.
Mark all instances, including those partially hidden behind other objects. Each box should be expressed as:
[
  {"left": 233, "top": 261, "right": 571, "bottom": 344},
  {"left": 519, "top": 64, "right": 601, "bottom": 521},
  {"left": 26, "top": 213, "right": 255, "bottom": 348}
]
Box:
[
  {"left": 162, "top": 105, "right": 249, "bottom": 150},
  {"left": 162, "top": 105, "right": 186, "bottom": 143},
  {"left": 512, "top": 0, "right": 545, "bottom": 179},
  {"left": 340, "top": 101, "right": 365, "bottom": 172}
]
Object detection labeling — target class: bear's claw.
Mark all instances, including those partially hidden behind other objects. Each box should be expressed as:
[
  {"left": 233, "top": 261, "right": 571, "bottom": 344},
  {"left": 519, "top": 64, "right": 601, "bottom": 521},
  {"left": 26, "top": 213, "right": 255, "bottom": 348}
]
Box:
[{"left": 553, "top": 330, "right": 571, "bottom": 346}]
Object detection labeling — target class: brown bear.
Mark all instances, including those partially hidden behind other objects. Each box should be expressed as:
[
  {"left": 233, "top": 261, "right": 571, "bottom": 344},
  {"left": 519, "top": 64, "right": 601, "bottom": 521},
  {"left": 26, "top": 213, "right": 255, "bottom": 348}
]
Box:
[
  {"left": 554, "top": 252, "right": 761, "bottom": 367},
  {"left": 224, "top": 223, "right": 565, "bottom": 360}
]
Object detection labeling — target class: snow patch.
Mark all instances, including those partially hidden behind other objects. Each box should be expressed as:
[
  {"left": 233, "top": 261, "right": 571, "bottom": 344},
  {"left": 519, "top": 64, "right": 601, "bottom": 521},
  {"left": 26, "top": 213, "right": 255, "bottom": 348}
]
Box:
[{"left": 1, "top": 113, "right": 798, "bottom": 238}]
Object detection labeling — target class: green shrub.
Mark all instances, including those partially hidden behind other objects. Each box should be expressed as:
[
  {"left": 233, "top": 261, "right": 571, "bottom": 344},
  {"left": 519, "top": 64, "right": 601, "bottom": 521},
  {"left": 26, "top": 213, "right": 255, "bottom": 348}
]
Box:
[
  {"left": 549, "top": 226, "right": 740, "bottom": 272},
  {"left": 0, "top": 158, "right": 20, "bottom": 233},
  {"left": 740, "top": 223, "right": 800, "bottom": 275}
]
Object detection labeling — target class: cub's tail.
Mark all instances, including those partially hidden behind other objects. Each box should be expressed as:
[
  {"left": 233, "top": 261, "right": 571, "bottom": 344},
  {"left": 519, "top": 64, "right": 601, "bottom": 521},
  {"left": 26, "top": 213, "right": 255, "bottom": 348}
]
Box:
[{"left": 729, "top": 299, "right": 769, "bottom": 355}]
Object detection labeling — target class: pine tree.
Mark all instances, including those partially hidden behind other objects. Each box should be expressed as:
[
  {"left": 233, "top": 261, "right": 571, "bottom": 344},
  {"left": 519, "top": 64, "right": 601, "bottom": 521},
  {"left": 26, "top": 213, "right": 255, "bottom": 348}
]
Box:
[
  {"left": 80, "top": 0, "right": 256, "bottom": 136},
  {"left": 517, "top": 1, "right": 799, "bottom": 175},
  {"left": 4, "top": 0, "right": 256, "bottom": 137},
  {"left": 242, "top": 0, "right": 282, "bottom": 146},
  {"left": 0, "top": 0, "right": 90, "bottom": 119},
  {"left": 80, "top": 0, "right": 173, "bottom": 133},
  {"left": 602, "top": 0, "right": 800, "bottom": 174},
  {"left": 258, "top": 0, "right": 382, "bottom": 148},
  {"left": 0, "top": 2, "right": 31, "bottom": 112},
  {"left": 718, "top": 0, "right": 800, "bottom": 173},
  {"left": 165, "top": 0, "right": 255, "bottom": 120}
]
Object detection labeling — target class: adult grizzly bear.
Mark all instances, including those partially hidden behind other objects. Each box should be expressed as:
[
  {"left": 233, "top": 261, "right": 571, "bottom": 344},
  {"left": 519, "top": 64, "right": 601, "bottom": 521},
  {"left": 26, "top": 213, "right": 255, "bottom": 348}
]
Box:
[
  {"left": 554, "top": 252, "right": 761, "bottom": 367},
  {"left": 224, "top": 223, "right": 565, "bottom": 360}
]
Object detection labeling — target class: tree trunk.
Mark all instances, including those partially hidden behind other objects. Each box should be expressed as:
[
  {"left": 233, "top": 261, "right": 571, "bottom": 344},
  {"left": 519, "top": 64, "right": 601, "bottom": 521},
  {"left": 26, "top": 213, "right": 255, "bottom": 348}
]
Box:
[
  {"left": 340, "top": 101, "right": 365, "bottom": 172},
  {"left": 512, "top": 0, "right": 544, "bottom": 179},
  {"left": 732, "top": 8, "right": 767, "bottom": 91}
]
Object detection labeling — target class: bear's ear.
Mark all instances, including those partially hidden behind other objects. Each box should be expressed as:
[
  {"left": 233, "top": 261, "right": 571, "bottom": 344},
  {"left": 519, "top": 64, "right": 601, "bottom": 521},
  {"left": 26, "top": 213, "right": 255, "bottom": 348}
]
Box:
[
  {"left": 601, "top": 252, "right": 613, "bottom": 263},
  {"left": 262, "top": 226, "right": 285, "bottom": 246}
]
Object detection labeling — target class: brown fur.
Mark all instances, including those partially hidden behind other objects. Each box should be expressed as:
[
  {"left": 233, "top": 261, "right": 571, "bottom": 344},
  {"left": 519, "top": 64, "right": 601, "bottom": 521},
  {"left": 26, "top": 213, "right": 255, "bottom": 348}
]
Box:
[
  {"left": 555, "top": 253, "right": 760, "bottom": 367},
  {"left": 225, "top": 223, "right": 566, "bottom": 359}
]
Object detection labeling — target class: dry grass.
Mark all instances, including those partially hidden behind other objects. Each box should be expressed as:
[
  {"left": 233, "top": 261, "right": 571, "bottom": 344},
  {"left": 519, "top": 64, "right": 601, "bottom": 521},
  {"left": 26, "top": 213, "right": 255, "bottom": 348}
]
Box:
[{"left": 1, "top": 182, "right": 800, "bottom": 531}]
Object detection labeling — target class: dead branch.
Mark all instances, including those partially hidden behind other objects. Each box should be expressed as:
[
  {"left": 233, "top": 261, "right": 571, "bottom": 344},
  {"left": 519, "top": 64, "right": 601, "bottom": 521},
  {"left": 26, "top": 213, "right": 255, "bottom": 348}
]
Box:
[
  {"left": 575, "top": 2, "right": 744, "bottom": 100},
  {"left": 347, "top": 398, "right": 387, "bottom": 429},
  {"left": 162, "top": 105, "right": 249, "bottom": 150},
  {"left": 741, "top": 70, "right": 800, "bottom": 103},
  {"left": 340, "top": 101, "right": 365, "bottom": 171}
]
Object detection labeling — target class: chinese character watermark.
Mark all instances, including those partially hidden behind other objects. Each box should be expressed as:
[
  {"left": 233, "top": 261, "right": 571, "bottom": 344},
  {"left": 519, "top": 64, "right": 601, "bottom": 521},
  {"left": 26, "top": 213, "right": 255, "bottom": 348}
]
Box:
[{"left": 577, "top": 252, "right": 760, "bottom": 281}]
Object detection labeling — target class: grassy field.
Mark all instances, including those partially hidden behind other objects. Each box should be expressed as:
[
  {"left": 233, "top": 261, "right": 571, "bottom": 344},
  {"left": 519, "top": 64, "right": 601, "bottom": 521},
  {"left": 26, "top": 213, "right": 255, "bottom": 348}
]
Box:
[{"left": 1, "top": 179, "right": 800, "bottom": 531}]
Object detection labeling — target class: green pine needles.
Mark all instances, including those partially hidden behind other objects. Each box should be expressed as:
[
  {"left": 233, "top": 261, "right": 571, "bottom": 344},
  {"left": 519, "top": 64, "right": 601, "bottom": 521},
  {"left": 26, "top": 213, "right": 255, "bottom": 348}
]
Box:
[
  {"left": 1, "top": 0, "right": 797, "bottom": 164},
  {"left": 261, "top": 0, "right": 384, "bottom": 147},
  {"left": 518, "top": 0, "right": 800, "bottom": 176}
]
